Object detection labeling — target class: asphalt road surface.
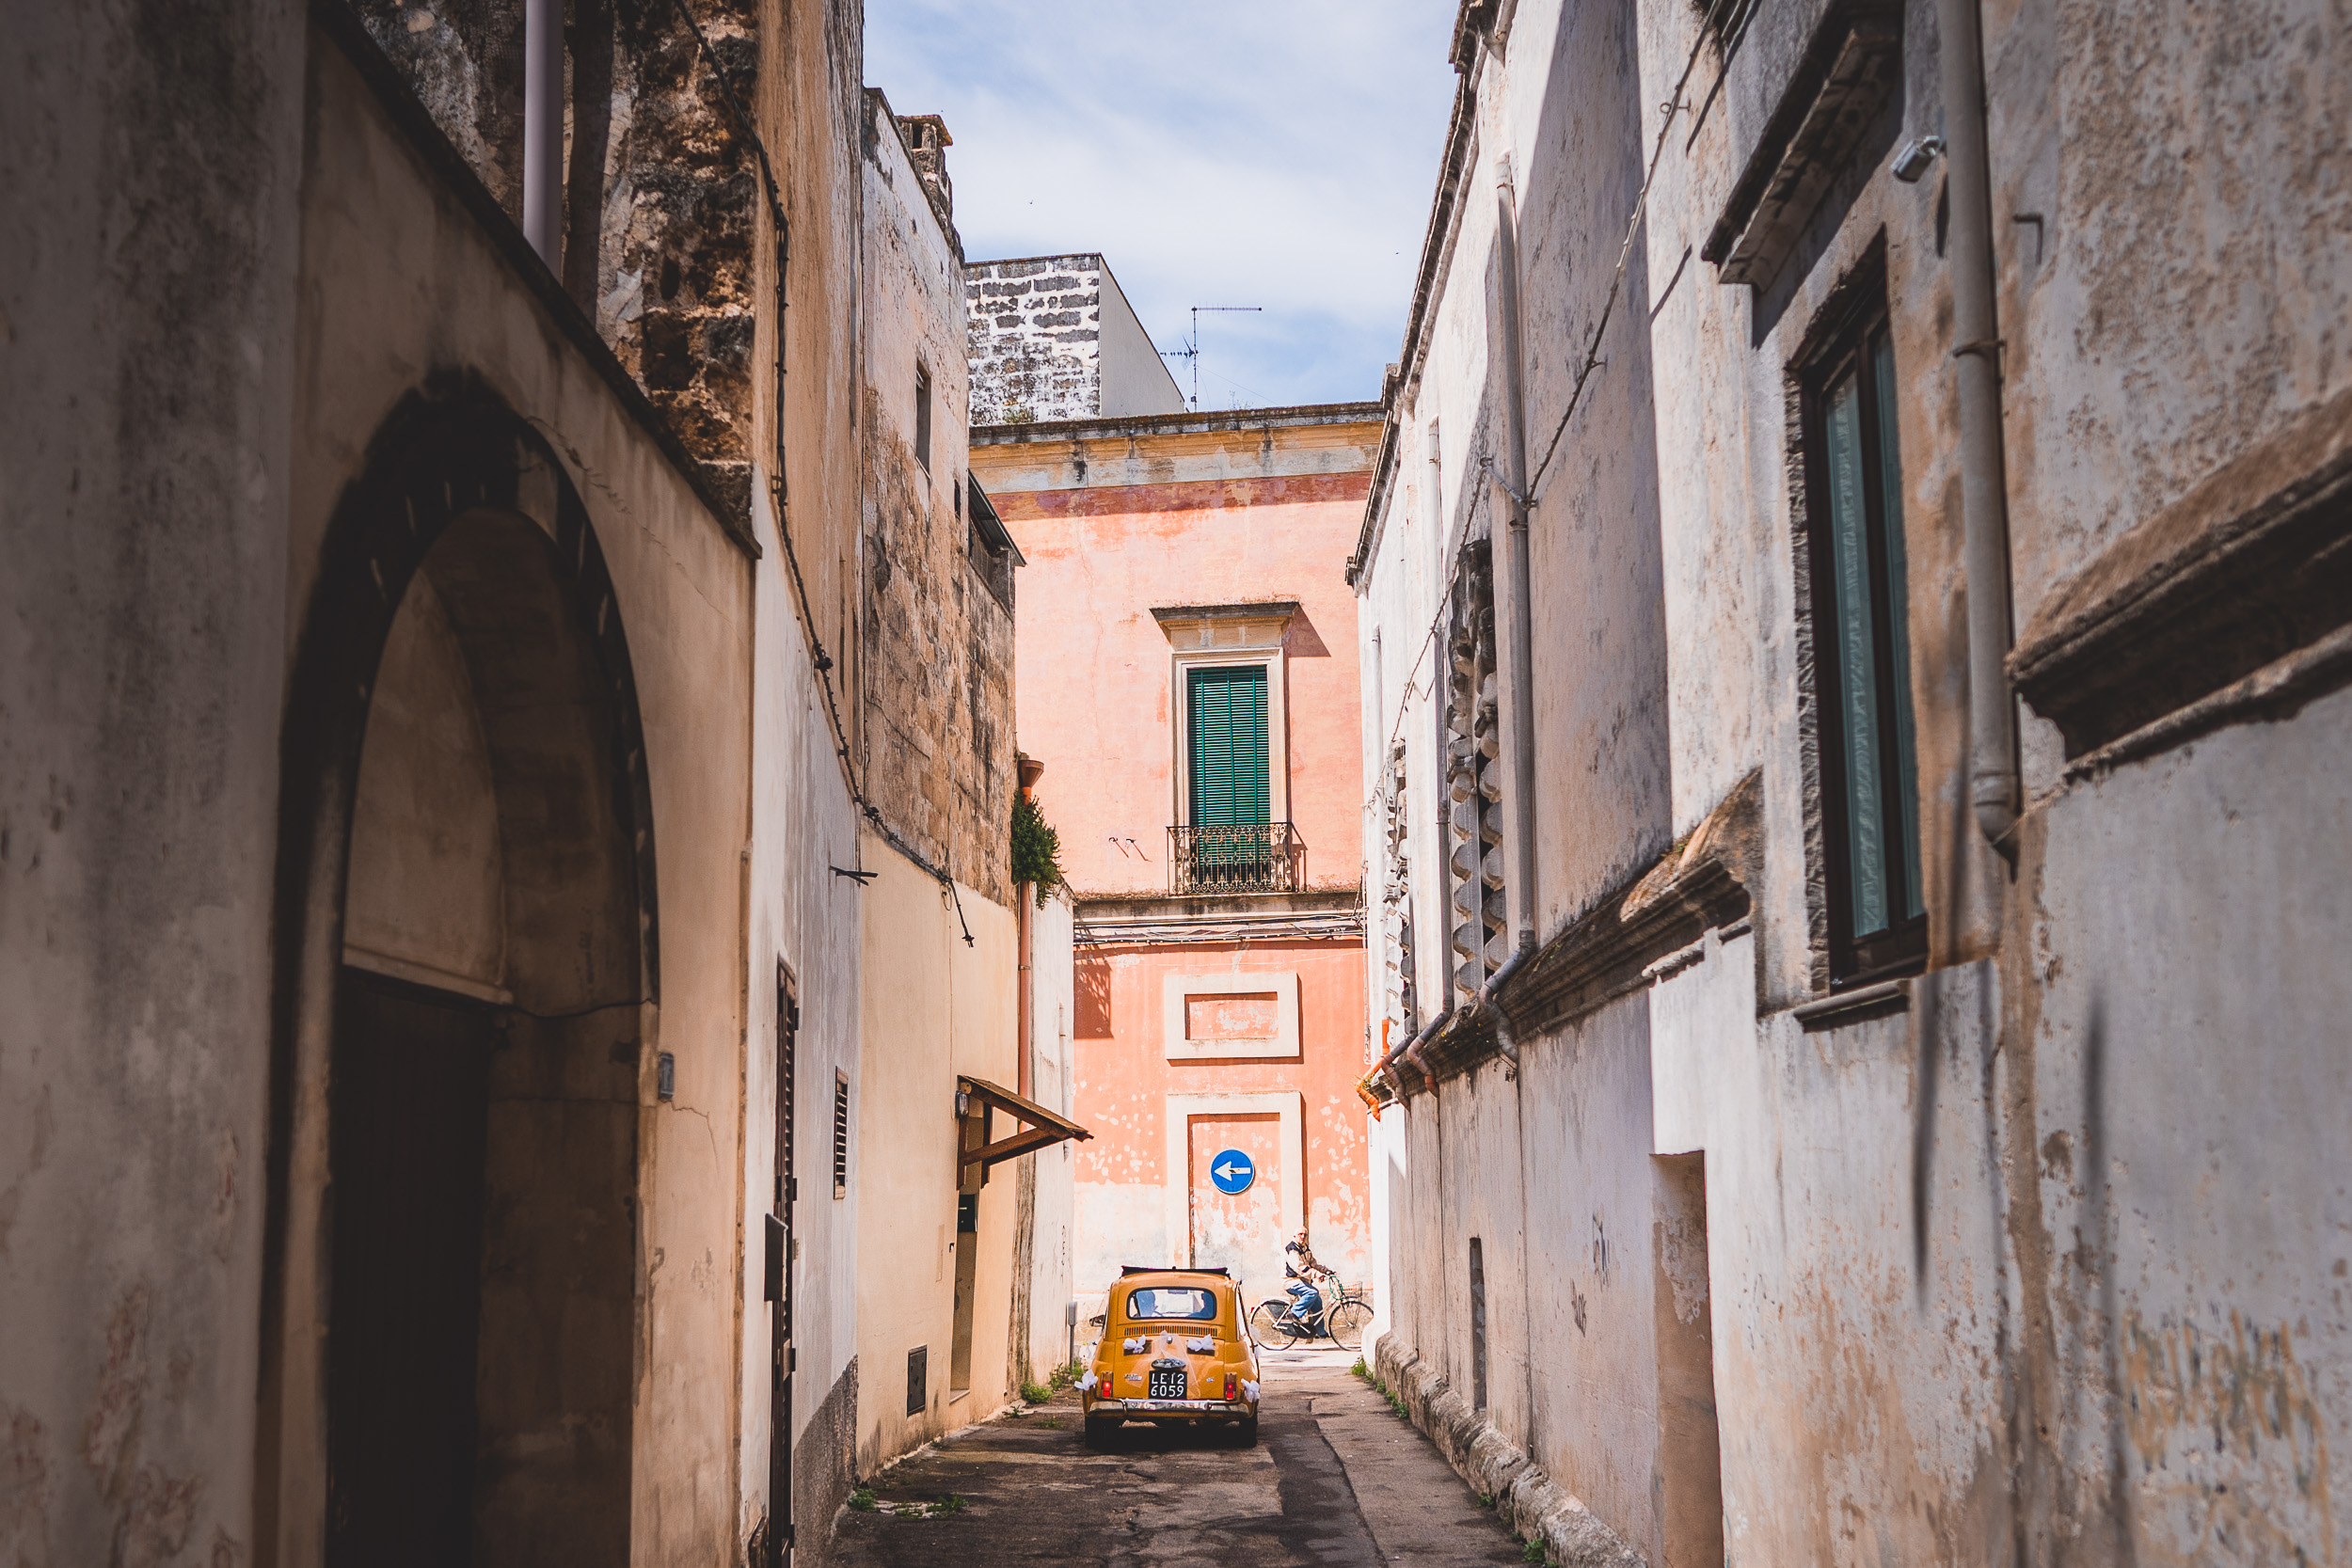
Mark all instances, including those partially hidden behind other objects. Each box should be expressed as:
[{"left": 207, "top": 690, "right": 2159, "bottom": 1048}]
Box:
[{"left": 831, "top": 1345, "right": 1529, "bottom": 1566}]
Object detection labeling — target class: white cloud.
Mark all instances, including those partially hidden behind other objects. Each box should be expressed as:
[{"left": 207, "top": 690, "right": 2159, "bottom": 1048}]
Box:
[{"left": 866, "top": 0, "right": 1458, "bottom": 408}]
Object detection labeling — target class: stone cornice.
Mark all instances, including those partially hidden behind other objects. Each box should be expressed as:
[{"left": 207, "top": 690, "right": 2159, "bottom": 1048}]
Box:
[
  {"left": 2010, "top": 384, "right": 2352, "bottom": 759},
  {"left": 1370, "top": 771, "right": 1760, "bottom": 1100}
]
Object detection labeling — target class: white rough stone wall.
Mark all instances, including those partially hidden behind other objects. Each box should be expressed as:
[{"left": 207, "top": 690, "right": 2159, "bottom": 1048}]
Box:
[{"left": 967, "top": 254, "right": 1109, "bottom": 424}]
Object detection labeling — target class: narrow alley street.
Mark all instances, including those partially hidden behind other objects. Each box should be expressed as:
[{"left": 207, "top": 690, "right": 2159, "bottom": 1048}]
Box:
[
  {"left": 834, "top": 1349, "right": 1527, "bottom": 1567},
  {"left": 11, "top": 0, "right": 2349, "bottom": 1561}
]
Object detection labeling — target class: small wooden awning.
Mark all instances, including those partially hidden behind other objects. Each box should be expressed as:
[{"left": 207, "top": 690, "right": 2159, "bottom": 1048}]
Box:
[{"left": 958, "top": 1075, "right": 1090, "bottom": 1185}]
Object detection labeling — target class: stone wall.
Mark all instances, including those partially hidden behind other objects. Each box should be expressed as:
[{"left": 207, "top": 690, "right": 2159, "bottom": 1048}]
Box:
[
  {"left": 965, "top": 254, "right": 1185, "bottom": 424},
  {"left": 967, "top": 255, "right": 1107, "bottom": 424},
  {"left": 860, "top": 92, "right": 1013, "bottom": 904},
  {"left": 354, "top": 0, "right": 761, "bottom": 515}
]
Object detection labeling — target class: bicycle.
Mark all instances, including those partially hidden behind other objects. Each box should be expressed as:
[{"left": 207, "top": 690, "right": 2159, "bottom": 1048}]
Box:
[{"left": 1247, "top": 1276, "right": 1373, "bottom": 1352}]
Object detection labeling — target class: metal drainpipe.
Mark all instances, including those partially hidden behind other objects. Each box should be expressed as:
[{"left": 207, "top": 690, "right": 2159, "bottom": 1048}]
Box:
[
  {"left": 1938, "top": 0, "right": 2020, "bottom": 852},
  {"left": 1489, "top": 155, "right": 1541, "bottom": 946},
  {"left": 522, "top": 0, "right": 565, "bottom": 264},
  {"left": 1016, "top": 756, "right": 1046, "bottom": 1099}
]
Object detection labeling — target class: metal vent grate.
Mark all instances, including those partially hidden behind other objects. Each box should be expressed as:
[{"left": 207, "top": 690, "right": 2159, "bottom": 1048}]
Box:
[
  {"left": 833, "top": 1071, "right": 850, "bottom": 1198},
  {"left": 906, "top": 1345, "right": 928, "bottom": 1417}
]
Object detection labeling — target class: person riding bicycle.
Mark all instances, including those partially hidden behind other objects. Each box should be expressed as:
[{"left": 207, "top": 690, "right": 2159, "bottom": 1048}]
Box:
[{"left": 1283, "top": 1229, "right": 1332, "bottom": 1333}]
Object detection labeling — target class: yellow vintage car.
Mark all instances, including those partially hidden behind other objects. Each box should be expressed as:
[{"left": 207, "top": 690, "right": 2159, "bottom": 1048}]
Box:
[{"left": 1079, "top": 1267, "right": 1262, "bottom": 1446}]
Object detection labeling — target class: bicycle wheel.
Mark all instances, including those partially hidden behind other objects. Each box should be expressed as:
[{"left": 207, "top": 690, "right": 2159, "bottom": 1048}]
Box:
[
  {"left": 1247, "top": 1301, "right": 1298, "bottom": 1351},
  {"left": 1325, "top": 1299, "right": 1373, "bottom": 1352}
]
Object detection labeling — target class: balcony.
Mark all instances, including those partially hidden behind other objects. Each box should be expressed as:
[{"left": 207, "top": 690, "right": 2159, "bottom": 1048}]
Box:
[{"left": 1168, "top": 821, "right": 1301, "bottom": 895}]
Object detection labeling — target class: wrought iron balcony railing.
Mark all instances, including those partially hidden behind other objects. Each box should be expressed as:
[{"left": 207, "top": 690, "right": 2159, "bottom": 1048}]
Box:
[{"left": 1168, "top": 821, "right": 1300, "bottom": 895}]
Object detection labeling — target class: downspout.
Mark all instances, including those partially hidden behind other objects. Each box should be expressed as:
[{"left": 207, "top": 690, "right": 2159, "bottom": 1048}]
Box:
[
  {"left": 522, "top": 0, "right": 564, "bottom": 265},
  {"left": 1375, "top": 1007, "right": 1454, "bottom": 1099},
  {"left": 1487, "top": 155, "right": 1541, "bottom": 945},
  {"left": 1938, "top": 0, "right": 2019, "bottom": 853},
  {"left": 1017, "top": 755, "right": 1046, "bottom": 1099},
  {"left": 1468, "top": 944, "right": 1532, "bottom": 1067}
]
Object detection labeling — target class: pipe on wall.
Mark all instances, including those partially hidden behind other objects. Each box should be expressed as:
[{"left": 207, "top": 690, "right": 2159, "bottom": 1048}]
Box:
[
  {"left": 522, "top": 0, "right": 565, "bottom": 264},
  {"left": 1016, "top": 755, "right": 1046, "bottom": 1099},
  {"left": 1936, "top": 0, "right": 2020, "bottom": 852},
  {"left": 1488, "top": 155, "right": 1541, "bottom": 946}
]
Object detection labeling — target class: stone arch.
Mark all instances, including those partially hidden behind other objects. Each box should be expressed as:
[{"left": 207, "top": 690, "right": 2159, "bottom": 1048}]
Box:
[{"left": 260, "top": 375, "right": 656, "bottom": 1567}]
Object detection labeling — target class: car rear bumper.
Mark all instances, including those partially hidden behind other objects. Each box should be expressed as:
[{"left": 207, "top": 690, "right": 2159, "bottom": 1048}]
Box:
[{"left": 1086, "top": 1398, "right": 1252, "bottom": 1418}]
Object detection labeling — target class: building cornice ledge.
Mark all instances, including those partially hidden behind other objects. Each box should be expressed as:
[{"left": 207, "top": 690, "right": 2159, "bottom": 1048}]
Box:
[{"left": 971, "top": 402, "right": 1384, "bottom": 447}]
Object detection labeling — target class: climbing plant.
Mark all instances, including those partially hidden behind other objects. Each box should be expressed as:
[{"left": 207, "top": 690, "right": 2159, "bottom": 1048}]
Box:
[{"left": 1010, "top": 792, "right": 1063, "bottom": 905}]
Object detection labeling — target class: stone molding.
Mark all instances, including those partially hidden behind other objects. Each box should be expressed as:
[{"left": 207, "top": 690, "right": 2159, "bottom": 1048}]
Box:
[
  {"left": 1374, "top": 773, "right": 1759, "bottom": 1100},
  {"left": 1702, "top": 0, "right": 1904, "bottom": 291},
  {"left": 1161, "top": 971, "right": 1301, "bottom": 1061},
  {"left": 2010, "top": 384, "right": 2352, "bottom": 760},
  {"left": 1373, "top": 1335, "right": 1645, "bottom": 1568}
]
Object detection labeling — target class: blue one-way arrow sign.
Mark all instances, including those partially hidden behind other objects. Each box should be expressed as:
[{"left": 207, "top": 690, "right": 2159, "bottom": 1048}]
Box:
[{"left": 1210, "top": 1148, "right": 1256, "bottom": 1196}]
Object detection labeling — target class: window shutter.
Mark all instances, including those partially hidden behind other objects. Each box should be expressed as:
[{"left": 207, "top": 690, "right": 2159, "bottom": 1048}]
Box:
[{"left": 1188, "top": 667, "right": 1270, "bottom": 825}]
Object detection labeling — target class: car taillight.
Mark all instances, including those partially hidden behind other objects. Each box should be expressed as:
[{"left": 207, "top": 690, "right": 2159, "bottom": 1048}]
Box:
[{"left": 1224, "top": 1374, "right": 1236, "bottom": 1401}]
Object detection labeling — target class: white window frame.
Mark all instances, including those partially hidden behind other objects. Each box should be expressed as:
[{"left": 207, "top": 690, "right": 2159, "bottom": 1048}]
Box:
[{"left": 1156, "top": 607, "right": 1294, "bottom": 831}]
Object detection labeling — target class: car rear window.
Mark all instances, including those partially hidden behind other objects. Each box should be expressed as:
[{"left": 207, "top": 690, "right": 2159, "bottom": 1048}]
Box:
[{"left": 1125, "top": 1287, "right": 1218, "bottom": 1322}]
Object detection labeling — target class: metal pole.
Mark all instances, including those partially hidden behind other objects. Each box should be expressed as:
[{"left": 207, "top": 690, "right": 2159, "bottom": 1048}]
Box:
[
  {"left": 523, "top": 0, "right": 565, "bottom": 265},
  {"left": 1937, "top": 0, "right": 2019, "bottom": 852}
]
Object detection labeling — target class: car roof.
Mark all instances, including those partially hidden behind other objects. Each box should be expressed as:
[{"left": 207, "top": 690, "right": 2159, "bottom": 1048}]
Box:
[{"left": 1113, "top": 1271, "right": 1235, "bottom": 1294}]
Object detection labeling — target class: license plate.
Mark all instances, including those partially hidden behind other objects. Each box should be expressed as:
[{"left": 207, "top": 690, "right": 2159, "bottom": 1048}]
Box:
[{"left": 1148, "top": 1369, "right": 1189, "bottom": 1399}]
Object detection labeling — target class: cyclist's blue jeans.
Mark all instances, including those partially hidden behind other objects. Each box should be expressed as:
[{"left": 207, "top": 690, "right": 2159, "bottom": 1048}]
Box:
[{"left": 1286, "top": 1280, "right": 1324, "bottom": 1327}]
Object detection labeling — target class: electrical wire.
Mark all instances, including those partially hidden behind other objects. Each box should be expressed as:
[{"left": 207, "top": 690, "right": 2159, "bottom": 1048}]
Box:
[{"left": 1360, "top": 0, "right": 1737, "bottom": 811}]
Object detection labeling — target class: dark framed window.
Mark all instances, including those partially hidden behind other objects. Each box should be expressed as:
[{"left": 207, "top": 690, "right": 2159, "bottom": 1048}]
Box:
[
  {"left": 1800, "top": 286, "right": 1925, "bottom": 984},
  {"left": 914, "top": 365, "right": 932, "bottom": 472}
]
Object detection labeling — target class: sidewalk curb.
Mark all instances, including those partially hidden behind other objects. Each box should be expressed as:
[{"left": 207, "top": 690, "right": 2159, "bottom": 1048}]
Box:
[{"left": 1372, "top": 1334, "right": 1645, "bottom": 1568}]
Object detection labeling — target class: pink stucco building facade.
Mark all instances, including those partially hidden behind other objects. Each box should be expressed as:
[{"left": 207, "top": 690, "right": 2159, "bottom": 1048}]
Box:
[{"left": 969, "top": 403, "right": 1384, "bottom": 1311}]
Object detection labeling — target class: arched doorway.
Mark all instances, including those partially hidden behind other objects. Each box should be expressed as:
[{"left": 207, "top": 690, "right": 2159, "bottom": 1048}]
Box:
[{"left": 263, "top": 381, "right": 654, "bottom": 1567}]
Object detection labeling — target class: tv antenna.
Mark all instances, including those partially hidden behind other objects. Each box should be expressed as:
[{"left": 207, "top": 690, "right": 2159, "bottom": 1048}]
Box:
[{"left": 1159, "top": 306, "right": 1263, "bottom": 411}]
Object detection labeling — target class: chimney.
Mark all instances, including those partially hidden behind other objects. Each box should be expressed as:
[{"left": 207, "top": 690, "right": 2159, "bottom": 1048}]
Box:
[{"left": 897, "top": 114, "right": 954, "bottom": 225}]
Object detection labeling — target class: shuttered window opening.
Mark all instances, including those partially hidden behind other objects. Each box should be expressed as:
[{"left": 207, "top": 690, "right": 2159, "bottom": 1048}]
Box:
[
  {"left": 832, "top": 1070, "right": 850, "bottom": 1199},
  {"left": 1186, "top": 665, "right": 1270, "bottom": 826}
]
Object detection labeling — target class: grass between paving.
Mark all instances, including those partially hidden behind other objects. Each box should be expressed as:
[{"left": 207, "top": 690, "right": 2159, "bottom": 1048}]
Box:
[{"left": 1352, "top": 1357, "right": 1555, "bottom": 1563}]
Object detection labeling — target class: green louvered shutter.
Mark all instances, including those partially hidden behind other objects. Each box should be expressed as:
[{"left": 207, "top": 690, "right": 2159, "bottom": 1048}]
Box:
[{"left": 1187, "top": 667, "right": 1270, "bottom": 826}]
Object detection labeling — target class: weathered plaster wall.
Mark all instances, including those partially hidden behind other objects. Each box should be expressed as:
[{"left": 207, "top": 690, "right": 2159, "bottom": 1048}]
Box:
[
  {"left": 1024, "top": 893, "right": 1081, "bottom": 1378},
  {"left": 2007, "top": 695, "right": 2352, "bottom": 1565},
  {"left": 743, "top": 0, "right": 868, "bottom": 1551},
  {"left": 1069, "top": 938, "right": 1371, "bottom": 1299},
  {"left": 0, "top": 2, "right": 304, "bottom": 1560},
  {"left": 971, "top": 411, "right": 1380, "bottom": 898},
  {"left": 1094, "top": 266, "right": 1188, "bottom": 419},
  {"left": 1360, "top": 0, "right": 2352, "bottom": 1564},
  {"left": 288, "top": 31, "right": 758, "bottom": 1563},
  {"left": 343, "top": 573, "right": 507, "bottom": 990},
  {"left": 852, "top": 833, "right": 1022, "bottom": 1475}
]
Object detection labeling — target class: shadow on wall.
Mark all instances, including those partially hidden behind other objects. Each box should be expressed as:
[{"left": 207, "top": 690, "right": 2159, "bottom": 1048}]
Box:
[
  {"left": 1075, "top": 956, "right": 1114, "bottom": 1037},
  {"left": 1284, "top": 610, "right": 1332, "bottom": 658}
]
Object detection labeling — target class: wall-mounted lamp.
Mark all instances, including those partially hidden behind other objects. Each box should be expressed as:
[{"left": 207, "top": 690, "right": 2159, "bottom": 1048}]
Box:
[
  {"left": 1892, "top": 135, "right": 1946, "bottom": 183},
  {"left": 954, "top": 1088, "right": 971, "bottom": 1117}
]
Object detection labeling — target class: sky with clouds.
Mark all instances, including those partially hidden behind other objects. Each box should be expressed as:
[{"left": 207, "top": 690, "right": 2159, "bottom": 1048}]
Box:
[{"left": 865, "top": 0, "right": 1461, "bottom": 412}]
